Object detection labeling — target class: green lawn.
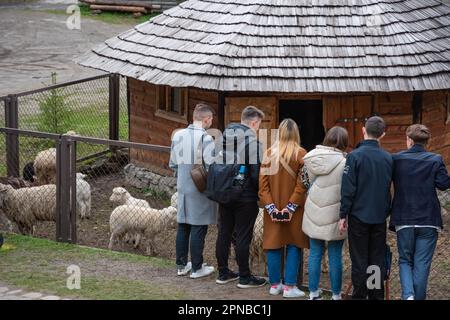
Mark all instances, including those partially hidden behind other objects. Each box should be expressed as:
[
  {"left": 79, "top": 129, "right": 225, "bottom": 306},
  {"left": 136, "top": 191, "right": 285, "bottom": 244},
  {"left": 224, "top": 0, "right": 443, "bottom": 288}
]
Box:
[{"left": 0, "top": 233, "right": 186, "bottom": 300}]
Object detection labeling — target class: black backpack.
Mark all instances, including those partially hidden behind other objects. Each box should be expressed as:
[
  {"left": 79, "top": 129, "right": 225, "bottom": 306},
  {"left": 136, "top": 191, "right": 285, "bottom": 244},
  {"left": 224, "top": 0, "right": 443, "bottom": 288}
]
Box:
[{"left": 204, "top": 162, "right": 246, "bottom": 204}]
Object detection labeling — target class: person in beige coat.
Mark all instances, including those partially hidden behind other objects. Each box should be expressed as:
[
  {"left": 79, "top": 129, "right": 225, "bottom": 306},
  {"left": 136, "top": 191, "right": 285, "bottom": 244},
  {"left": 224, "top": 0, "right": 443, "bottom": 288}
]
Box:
[{"left": 302, "top": 126, "right": 349, "bottom": 300}]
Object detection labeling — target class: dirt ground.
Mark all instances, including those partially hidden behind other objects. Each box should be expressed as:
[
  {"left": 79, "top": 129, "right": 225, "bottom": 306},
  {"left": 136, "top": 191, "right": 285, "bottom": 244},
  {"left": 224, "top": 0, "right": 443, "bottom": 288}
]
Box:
[{"left": 0, "top": 1, "right": 133, "bottom": 96}]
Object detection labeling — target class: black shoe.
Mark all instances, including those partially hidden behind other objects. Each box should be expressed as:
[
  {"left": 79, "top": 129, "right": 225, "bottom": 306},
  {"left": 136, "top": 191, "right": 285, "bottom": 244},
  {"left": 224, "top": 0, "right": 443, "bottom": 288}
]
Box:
[
  {"left": 237, "top": 275, "right": 267, "bottom": 289},
  {"left": 216, "top": 269, "right": 239, "bottom": 284}
]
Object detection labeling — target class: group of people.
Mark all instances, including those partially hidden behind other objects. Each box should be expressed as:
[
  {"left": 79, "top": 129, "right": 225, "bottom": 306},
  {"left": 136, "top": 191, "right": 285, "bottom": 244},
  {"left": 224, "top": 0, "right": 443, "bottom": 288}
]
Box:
[{"left": 169, "top": 103, "right": 449, "bottom": 300}]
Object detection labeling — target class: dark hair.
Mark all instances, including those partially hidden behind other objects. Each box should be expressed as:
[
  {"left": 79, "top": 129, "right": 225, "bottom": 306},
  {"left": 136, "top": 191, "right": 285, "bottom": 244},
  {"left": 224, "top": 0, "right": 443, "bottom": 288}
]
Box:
[
  {"left": 323, "top": 126, "right": 349, "bottom": 151},
  {"left": 406, "top": 124, "right": 431, "bottom": 145},
  {"left": 365, "top": 116, "right": 386, "bottom": 138},
  {"left": 193, "top": 103, "right": 214, "bottom": 120},
  {"left": 241, "top": 105, "right": 265, "bottom": 123}
]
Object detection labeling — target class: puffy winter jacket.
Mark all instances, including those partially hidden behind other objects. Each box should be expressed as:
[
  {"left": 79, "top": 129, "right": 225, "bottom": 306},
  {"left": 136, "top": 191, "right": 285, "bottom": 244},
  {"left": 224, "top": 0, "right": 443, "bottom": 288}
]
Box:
[{"left": 302, "top": 145, "right": 347, "bottom": 241}]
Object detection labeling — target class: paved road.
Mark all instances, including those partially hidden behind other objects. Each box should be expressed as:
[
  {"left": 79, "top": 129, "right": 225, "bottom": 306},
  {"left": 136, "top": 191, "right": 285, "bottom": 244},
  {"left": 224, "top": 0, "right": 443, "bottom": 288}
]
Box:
[
  {"left": 0, "top": 283, "right": 70, "bottom": 300},
  {"left": 0, "top": 0, "right": 135, "bottom": 96}
]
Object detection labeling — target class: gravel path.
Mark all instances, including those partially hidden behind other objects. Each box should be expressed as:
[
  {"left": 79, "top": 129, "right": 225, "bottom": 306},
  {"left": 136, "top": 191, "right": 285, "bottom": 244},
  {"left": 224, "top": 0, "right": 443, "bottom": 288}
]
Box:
[{"left": 0, "top": 1, "right": 134, "bottom": 96}]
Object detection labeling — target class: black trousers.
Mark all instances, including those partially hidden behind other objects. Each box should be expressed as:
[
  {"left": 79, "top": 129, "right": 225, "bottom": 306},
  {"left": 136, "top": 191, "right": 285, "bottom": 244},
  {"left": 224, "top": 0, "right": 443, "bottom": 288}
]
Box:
[
  {"left": 348, "top": 214, "right": 386, "bottom": 300},
  {"left": 176, "top": 223, "right": 208, "bottom": 272},
  {"left": 216, "top": 201, "right": 259, "bottom": 278}
]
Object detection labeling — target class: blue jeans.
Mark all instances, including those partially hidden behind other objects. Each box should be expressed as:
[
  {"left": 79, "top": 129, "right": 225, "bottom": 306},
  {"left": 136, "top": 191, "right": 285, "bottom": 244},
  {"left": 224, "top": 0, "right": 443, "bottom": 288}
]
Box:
[
  {"left": 397, "top": 227, "right": 438, "bottom": 300},
  {"left": 266, "top": 244, "right": 302, "bottom": 286},
  {"left": 176, "top": 223, "right": 208, "bottom": 272},
  {"left": 308, "top": 238, "right": 344, "bottom": 295}
]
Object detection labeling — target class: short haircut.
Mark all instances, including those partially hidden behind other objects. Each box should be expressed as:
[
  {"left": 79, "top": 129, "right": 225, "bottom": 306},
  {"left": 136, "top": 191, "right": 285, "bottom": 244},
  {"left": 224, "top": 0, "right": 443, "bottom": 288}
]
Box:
[
  {"left": 323, "top": 126, "right": 349, "bottom": 151},
  {"left": 406, "top": 124, "right": 431, "bottom": 145},
  {"left": 365, "top": 116, "right": 386, "bottom": 138},
  {"left": 193, "top": 103, "right": 214, "bottom": 121},
  {"left": 241, "top": 105, "right": 265, "bottom": 123}
]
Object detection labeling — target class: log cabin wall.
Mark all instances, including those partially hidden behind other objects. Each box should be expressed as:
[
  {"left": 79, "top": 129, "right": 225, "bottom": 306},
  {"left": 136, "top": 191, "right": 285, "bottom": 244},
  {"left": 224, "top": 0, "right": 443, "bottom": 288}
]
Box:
[
  {"left": 128, "top": 78, "right": 219, "bottom": 175},
  {"left": 422, "top": 90, "right": 450, "bottom": 169},
  {"left": 128, "top": 78, "right": 449, "bottom": 175}
]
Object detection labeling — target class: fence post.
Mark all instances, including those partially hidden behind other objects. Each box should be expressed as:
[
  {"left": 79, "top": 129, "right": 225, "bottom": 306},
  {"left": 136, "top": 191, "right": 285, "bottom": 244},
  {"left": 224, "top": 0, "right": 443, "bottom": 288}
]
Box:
[
  {"left": 5, "top": 94, "right": 19, "bottom": 177},
  {"left": 69, "top": 137, "right": 77, "bottom": 243},
  {"left": 56, "top": 135, "right": 76, "bottom": 243},
  {"left": 109, "top": 73, "right": 120, "bottom": 146}
]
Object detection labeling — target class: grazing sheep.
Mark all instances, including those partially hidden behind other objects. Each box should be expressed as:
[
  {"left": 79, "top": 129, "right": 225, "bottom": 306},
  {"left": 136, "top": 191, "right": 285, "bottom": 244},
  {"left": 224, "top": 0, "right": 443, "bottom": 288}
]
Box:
[
  {"left": 34, "top": 148, "right": 57, "bottom": 185},
  {"left": 76, "top": 173, "right": 91, "bottom": 219},
  {"left": 0, "top": 183, "right": 56, "bottom": 235},
  {"left": 109, "top": 187, "right": 150, "bottom": 208},
  {"left": 108, "top": 204, "right": 177, "bottom": 255}
]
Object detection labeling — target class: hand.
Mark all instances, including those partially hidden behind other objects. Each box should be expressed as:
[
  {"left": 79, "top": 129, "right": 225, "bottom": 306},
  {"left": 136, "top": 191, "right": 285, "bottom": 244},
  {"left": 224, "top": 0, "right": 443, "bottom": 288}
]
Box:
[
  {"left": 338, "top": 218, "right": 348, "bottom": 234},
  {"left": 270, "top": 209, "right": 281, "bottom": 222},
  {"left": 281, "top": 208, "right": 293, "bottom": 222}
]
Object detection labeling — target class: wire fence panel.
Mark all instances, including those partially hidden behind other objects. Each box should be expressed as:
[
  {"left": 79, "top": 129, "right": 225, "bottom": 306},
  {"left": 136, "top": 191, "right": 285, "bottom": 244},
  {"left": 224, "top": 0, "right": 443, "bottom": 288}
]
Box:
[
  {"left": 0, "top": 129, "right": 449, "bottom": 299},
  {"left": 0, "top": 132, "right": 58, "bottom": 239}
]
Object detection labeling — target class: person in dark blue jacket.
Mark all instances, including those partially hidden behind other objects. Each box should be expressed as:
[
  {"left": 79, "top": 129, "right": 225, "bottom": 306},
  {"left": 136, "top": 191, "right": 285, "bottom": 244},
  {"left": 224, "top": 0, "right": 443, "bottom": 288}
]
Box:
[
  {"left": 339, "top": 116, "right": 393, "bottom": 300},
  {"left": 390, "top": 124, "right": 450, "bottom": 300}
]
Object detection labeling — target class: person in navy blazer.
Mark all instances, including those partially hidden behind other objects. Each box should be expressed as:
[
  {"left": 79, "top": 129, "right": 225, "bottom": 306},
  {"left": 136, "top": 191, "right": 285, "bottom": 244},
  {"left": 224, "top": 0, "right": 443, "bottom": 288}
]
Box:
[{"left": 390, "top": 124, "right": 450, "bottom": 300}]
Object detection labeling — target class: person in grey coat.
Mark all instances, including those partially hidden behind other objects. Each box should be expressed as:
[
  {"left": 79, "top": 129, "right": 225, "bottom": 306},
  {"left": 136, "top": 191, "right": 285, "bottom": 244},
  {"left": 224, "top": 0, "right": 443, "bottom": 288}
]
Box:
[{"left": 169, "top": 103, "right": 218, "bottom": 279}]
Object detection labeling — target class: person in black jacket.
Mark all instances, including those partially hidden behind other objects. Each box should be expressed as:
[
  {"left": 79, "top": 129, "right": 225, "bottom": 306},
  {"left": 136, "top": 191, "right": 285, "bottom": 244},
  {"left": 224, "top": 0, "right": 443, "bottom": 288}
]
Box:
[
  {"left": 215, "top": 106, "right": 267, "bottom": 288},
  {"left": 339, "top": 116, "right": 393, "bottom": 300},
  {"left": 390, "top": 124, "right": 450, "bottom": 300}
]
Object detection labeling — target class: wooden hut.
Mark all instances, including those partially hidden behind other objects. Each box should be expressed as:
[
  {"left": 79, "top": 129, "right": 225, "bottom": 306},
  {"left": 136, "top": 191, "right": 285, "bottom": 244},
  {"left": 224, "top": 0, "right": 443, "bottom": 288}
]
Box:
[{"left": 78, "top": 0, "right": 450, "bottom": 174}]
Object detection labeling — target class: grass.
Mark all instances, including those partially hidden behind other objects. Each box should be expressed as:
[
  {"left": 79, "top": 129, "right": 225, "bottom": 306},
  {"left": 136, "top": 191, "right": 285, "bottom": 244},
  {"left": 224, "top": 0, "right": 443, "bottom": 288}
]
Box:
[
  {"left": 0, "top": 233, "right": 185, "bottom": 300},
  {"left": 42, "top": 3, "right": 160, "bottom": 25},
  {"left": 0, "top": 101, "right": 129, "bottom": 176}
]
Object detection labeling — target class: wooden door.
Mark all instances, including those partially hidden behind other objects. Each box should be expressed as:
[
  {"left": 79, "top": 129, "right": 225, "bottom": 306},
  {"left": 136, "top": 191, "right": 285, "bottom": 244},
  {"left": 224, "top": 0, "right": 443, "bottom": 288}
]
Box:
[
  {"left": 224, "top": 97, "right": 277, "bottom": 130},
  {"left": 324, "top": 95, "right": 373, "bottom": 150}
]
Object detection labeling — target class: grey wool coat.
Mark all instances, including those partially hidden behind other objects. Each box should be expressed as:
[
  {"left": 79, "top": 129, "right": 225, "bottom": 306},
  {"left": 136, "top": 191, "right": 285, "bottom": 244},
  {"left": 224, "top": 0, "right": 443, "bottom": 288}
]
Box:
[{"left": 169, "top": 124, "right": 218, "bottom": 226}]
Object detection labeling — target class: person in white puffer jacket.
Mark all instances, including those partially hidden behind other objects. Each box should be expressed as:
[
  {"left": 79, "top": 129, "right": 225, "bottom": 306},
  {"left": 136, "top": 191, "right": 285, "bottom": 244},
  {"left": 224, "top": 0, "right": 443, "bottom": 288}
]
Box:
[{"left": 302, "top": 126, "right": 349, "bottom": 301}]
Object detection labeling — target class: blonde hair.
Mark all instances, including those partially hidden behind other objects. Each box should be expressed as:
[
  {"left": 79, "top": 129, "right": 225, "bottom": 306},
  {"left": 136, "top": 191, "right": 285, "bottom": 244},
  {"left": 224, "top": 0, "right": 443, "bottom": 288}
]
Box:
[{"left": 265, "top": 118, "right": 301, "bottom": 163}]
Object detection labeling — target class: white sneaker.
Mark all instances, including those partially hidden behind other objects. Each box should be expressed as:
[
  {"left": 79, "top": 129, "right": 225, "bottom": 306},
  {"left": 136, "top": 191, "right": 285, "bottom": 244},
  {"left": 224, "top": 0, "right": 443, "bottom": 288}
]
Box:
[
  {"left": 177, "top": 262, "right": 192, "bottom": 276},
  {"left": 269, "top": 283, "right": 283, "bottom": 296},
  {"left": 406, "top": 296, "right": 414, "bottom": 300},
  {"left": 190, "top": 265, "right": 215, "bottom": 279},
  {"left": 309, "top": 289, "right": 323, "bottom": 300},
  {"left": 283, "top": 286, "right": 306, "bottom": 298},
  {"left": 332, "top": 293, "right": 342, "bottom": 300}
]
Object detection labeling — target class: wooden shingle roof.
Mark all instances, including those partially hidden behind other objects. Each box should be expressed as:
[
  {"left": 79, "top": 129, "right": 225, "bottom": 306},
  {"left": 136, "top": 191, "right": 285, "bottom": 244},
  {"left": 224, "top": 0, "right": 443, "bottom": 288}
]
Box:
[{"left": 77, "top": 0, "right": 450, "bottom": 92}]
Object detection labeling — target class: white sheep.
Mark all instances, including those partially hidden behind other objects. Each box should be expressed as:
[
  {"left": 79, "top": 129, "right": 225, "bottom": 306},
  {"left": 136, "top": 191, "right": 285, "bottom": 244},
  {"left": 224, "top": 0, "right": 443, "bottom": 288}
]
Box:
[
  {"left": 76, "top": 173, "right": 91, "bottom": 219},
  {"left": 109, "top": 187, "right": 150, "bottom": 208},
  {"left": 108, "top": 204, "right": 177, "bottom": 254},
  {"left": 249, "top": 208, "right": 265, "bottom": 271},
  {"left": 0, "top": 183, "right": 56, "bottom": 235},
  {"left": 34, "top": 148, "right": 57, "bottom": 185}
]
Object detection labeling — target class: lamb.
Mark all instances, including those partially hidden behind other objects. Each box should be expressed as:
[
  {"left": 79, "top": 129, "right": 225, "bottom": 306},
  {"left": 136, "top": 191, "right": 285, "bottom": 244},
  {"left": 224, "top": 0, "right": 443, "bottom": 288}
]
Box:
[
  {"left": 109, "top": 187, "right": 150, "bottom": 208},
  {"left": 249, "top": 208, "right": 265, "bottom": 271},
  {"left": 76, "top": 173, "right": 91, "bottom": 219},
  {"left": 0, "top": 183, "right": 56, "bottom": 235},
  {"left": 33, "top": 148, "right": 57, "bottom": 185},
  {"left": 108, "top": 204, "right": 177, "bottom": 255}
]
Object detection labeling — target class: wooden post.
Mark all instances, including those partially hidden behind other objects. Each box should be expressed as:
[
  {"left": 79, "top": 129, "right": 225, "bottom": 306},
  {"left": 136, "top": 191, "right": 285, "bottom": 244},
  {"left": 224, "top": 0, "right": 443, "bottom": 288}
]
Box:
[
  {"left": 56, "top": 135, "right": 76, "bottom": 243},
  {"left": 5, "top": 95, "right": 19, "bottom": 177},
  {"left": 109, "top": 74, "right": 120, "bottom": 152}
]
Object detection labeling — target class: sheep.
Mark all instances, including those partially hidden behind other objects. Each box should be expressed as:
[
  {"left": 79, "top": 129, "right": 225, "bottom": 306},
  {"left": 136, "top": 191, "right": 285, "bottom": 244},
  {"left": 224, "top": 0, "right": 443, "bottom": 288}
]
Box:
[
  {"left": 108, "top": 204, "right": 177, "bottom": 255},
  {"left": 0, "top": 176, "right": 34, "bottom": 189},
  {"left": 0, "top": 183, "right": 56, "bottom": 235},
  {"left": 34, "top": 148, "right": 56, "bottom": 185},
  {"left": 76, "top": 173, "right": 91, "bottom": 219},
  {"left": 23, "top": 162, "right": 35, "bottom": 183},
  {"left": 109, "top": 187, "right": 150, "bottom": 208},
  {"left": 249, "top": 208, "right": 265, "bottom": 272},
  {"left": 109, "top": 187, "right": 151, "bottom": 244}
]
